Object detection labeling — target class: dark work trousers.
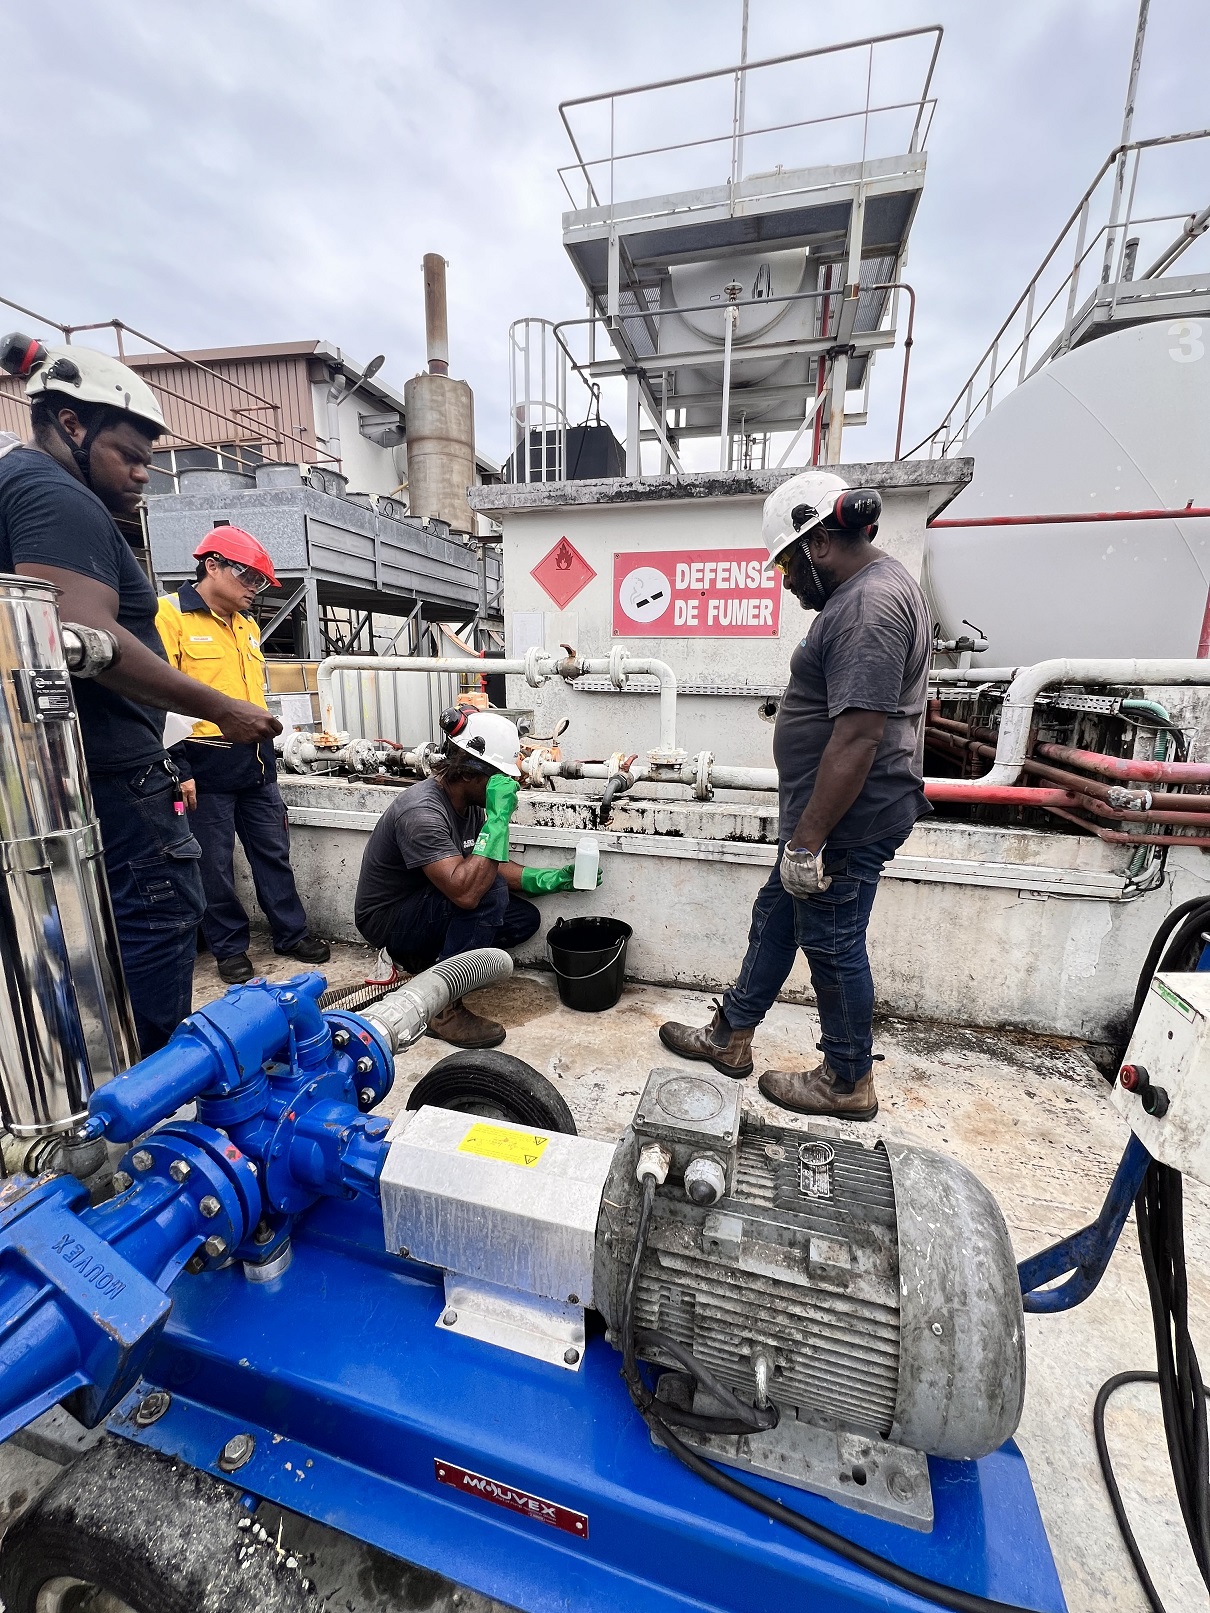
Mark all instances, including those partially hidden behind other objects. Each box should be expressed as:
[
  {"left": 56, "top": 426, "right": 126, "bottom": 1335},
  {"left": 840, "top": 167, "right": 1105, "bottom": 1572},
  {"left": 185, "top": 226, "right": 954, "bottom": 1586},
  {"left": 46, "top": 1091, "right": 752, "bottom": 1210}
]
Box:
[
  {"left": 381, "top": 875, "right": 540, "bottom": 971},
  {"left": 92, "top": 757, "right": 207, "bottom": 1058},
  {"left": 188, "top": 781, "right": 310, "bottom": 961},
  {"left": 721, "top": 830, "right": 909, "bottom": 1087}
]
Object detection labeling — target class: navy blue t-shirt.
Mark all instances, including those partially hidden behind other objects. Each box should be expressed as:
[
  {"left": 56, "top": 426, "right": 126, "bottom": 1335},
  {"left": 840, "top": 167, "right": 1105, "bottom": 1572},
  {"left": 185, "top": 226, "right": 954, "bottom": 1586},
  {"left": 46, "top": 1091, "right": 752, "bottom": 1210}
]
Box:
[{"left": 0, "top": 446, "right": 167, "bottom": 772}]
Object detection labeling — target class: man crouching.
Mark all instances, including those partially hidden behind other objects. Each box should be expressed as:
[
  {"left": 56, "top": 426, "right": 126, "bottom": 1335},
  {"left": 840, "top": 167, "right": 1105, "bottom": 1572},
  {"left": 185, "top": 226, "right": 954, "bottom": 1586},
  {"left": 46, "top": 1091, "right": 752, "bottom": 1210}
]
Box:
[{"left": 354, "top": 706, "right": 595, "bottom": 1048}]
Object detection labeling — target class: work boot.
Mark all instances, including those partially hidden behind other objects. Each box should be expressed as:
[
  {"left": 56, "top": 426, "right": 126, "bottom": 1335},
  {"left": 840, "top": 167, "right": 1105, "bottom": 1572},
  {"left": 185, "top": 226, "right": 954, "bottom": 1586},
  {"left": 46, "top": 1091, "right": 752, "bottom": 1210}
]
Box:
[
  {"left": 426, "top": 1000, "right": 506, "bottom": 1050},
  {"left": 658, "top": 1000, "right": 755, "bottom": 1079},
  {"left": 276, "top": 935, "right": 331, "bottom": 964},
  {"left": 217, "top": 953, "right": 255, "bottom": 985},
  {"left": 758, "top": 1060, "right": 878, "bottom": 1121}
]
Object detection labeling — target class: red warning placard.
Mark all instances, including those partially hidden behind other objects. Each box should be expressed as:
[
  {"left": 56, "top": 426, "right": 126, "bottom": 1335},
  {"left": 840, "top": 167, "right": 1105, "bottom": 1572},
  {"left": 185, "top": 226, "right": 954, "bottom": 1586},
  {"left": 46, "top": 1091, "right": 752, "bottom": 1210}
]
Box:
[{"left": 612, "top": 548, "right": 781, "bottom": 637}]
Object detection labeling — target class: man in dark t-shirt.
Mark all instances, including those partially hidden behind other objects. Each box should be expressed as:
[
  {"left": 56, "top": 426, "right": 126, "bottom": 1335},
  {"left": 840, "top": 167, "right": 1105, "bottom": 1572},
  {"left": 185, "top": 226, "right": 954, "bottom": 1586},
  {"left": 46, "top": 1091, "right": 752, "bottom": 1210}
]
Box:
[
  {"left": 355, "top": 707, "right": 596, "bottom": 1048},
  {"left": 661, "top": 473, "right": 931, "bottom": 1121},
  {"left": 0, "top": 338, "right": 279, "bottom": 1054}
]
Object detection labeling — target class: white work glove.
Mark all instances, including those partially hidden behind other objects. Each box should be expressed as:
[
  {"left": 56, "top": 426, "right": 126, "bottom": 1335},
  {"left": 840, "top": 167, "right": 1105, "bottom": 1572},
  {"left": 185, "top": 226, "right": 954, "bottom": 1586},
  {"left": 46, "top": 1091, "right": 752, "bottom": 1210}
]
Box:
[{"left": 780, "top": 845, "right": 831, "bottom": 897}]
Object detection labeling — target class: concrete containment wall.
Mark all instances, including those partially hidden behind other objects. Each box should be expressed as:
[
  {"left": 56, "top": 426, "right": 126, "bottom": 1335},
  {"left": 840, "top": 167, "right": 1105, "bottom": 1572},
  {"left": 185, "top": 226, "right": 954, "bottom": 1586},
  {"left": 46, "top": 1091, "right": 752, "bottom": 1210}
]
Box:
[
  {"left": 468, "top": 462, "right": 971, "bottom": 768},
  {"left": 250, "top": 776, "right": 1210, "bottom": 1044}
]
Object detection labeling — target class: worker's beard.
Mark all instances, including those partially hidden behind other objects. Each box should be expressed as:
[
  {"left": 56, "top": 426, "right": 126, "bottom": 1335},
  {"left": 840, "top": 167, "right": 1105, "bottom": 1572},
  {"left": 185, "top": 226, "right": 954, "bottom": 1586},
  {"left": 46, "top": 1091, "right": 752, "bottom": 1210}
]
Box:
[{"left": 785, "top": 545, "right": 832, "bottom": 612}]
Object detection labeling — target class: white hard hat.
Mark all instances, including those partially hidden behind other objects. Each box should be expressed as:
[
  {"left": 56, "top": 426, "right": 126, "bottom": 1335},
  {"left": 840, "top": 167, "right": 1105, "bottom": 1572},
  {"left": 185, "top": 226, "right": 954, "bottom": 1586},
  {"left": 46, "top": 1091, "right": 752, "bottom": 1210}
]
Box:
[
  {"left": 443, "top": 708, "right": 522, "bottom": 779},
  {"left": 761, "top": 470, "right": 849, "bottom": 562},
  {"left": 25, "top": 344, "right": 166, "bottom": 434}
]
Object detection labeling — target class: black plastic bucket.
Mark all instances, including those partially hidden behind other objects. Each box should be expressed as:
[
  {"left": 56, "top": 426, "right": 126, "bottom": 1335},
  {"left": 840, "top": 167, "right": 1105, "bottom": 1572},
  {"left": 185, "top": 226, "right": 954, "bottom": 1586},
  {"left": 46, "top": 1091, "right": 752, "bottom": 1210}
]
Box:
[{"left": 546, "top": 916, "right": 632, "bottom": 1012}]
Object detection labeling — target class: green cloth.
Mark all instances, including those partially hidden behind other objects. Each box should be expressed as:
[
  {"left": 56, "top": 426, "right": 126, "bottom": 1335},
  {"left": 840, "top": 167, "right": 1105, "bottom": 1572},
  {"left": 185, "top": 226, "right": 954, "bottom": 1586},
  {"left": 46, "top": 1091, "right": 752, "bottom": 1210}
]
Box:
[
  {"left": 472, "top": 773, "right": 519, "bottom": 861},
  {"left": 519, "top": 862, "right": 603, "bottom": 894}
]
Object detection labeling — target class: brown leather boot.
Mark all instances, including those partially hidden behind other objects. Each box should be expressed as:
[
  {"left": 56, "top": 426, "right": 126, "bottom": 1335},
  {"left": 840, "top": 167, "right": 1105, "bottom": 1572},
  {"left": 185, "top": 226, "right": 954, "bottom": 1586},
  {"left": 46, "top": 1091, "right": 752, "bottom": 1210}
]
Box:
[
  {"left": 426, "top": 1001, "right": 506, "bottom": 1050},
  {"left": 758, "top": 1060, "right": 878, "bottom": 1120},
  {"left": 658, "top": 1000, "right": 755, "bottom": 1079}
]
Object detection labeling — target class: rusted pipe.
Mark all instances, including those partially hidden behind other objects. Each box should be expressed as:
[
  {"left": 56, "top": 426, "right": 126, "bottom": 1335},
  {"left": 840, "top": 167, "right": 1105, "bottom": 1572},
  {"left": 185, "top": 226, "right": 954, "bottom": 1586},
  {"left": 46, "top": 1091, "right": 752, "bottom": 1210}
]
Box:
[
  {"left": 924, "top": 780, "right": 1078, "bottom": 808},
  {"left": 1045, "top": 806, "right": 1210, "bottom": 849},
  {"left": 1034, "top": 742, "right": 1210, "bottom": 786},
  {"left": 929, "top": 507, "right": 1210, "bottom": 528}
]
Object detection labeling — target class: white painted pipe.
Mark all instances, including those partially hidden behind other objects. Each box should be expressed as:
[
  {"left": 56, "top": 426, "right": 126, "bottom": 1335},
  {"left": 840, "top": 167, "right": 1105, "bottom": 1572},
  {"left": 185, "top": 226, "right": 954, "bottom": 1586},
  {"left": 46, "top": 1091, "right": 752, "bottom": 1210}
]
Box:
[
  {"left": 930, "top": 667, "right": 1022, "bottom": 684},
  {"left": 317, "top": 654, "right": 539, "bottom": 733},
  {"left": 935, "top": 659, "right": 1210, "bottom": 788},
  {"left": 576, "top": 654, "right": 679, "bottom": 754}
]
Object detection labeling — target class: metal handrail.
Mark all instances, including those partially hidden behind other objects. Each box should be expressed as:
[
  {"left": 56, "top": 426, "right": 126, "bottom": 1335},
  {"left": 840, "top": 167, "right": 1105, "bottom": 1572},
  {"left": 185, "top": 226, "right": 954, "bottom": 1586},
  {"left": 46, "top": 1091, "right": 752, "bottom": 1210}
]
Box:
[
  {"left": 558, "top": 26, "right": 943, "bottom": 209},
  {"left": 555, "top": 97, "right": 937, "bottom": 207},
  {"left": 910, "top": 126, "right": 1210, "bottom": 457}
]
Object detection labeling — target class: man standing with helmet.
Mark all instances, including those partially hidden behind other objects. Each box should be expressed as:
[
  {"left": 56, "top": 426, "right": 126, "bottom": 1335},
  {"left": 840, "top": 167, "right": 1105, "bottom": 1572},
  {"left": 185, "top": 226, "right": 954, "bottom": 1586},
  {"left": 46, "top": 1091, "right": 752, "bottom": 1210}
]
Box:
[
  {"left": 0, "top": 334, "right": 280, "bottom": 1053},
  {"left": 660, "top": 470, "right": 931, "bottom": 1120},
  {"left": 157, "top": 528, "right": 329, "bottom": 984},
  {"left": 355, "top": 705, "right": 597, "bottom": 1048}
]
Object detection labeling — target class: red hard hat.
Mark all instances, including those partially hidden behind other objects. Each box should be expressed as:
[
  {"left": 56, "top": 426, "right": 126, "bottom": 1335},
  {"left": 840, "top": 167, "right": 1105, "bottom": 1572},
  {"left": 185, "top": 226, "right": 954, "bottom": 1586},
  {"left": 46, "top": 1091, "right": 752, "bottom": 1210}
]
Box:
[{"left": 192, "top": 526, "right": 279, "bottom": 588}]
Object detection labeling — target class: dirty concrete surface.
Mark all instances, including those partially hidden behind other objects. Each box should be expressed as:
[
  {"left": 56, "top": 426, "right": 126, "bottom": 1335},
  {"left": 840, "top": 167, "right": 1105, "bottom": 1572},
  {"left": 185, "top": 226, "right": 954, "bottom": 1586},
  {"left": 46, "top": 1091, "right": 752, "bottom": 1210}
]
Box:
[{"left": 0, "top": 934, "right": 1204, "bottom": 1612}]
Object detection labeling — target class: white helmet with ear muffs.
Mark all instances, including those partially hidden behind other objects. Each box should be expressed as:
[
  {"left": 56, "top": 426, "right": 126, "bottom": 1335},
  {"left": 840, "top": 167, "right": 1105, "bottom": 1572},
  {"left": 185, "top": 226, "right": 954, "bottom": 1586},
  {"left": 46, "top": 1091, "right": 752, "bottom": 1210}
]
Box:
[
  {"left": 762, "top": 471, "right": 849, "bottom": 563},
  {"left": 762, "top": 471, "right": 883, "bottom": 562},
  {"left": 438, "top": 706, "right": 522, "bottom": 779}
]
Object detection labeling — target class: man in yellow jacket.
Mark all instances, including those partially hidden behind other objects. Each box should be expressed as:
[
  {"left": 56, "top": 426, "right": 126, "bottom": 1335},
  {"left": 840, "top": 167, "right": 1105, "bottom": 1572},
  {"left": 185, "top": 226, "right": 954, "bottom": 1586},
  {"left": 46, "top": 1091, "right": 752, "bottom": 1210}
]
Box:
[{"left": 157, "top": 525, "right": 328, "bottom": 983}]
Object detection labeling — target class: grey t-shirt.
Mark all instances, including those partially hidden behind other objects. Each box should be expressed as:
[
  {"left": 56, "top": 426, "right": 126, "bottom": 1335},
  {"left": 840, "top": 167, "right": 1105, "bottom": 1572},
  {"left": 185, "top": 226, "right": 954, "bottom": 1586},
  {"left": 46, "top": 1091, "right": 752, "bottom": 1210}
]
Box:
[
  {"left": 354, "top": 776, "right": 485, "bottom": 946},
  {"left": 773, "top": 552, "right": 932, "bottom": 848}
]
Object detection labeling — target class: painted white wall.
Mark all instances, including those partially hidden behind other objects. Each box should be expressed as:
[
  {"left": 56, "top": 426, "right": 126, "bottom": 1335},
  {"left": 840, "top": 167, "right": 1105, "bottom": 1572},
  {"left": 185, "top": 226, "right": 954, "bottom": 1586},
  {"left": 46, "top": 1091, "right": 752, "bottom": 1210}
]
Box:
[{"left": 497, "top": 481, "right": 936, "bottom": 767}]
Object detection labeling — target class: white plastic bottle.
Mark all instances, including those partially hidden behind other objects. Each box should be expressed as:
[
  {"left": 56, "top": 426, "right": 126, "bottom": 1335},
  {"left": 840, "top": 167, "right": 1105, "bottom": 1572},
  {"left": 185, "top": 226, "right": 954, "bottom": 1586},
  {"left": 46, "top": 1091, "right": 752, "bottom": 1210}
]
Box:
[{"left": 573, "top": 835, "right": 600, "bottom": 890}]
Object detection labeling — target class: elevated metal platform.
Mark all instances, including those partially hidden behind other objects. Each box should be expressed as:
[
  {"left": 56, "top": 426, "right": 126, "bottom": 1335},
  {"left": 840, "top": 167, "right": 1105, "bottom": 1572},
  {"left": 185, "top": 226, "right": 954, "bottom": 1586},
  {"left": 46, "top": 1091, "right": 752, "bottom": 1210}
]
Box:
[{"left": 548, "top": 29, "right": 939, "bottom": 468}]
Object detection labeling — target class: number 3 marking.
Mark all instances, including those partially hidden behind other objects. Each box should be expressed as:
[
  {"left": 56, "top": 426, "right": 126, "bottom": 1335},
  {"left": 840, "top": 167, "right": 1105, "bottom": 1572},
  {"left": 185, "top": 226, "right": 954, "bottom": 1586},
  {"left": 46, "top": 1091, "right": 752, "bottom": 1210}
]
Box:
[{"left": 1169, "top": 321, "right": 1205, "bottom": 362}]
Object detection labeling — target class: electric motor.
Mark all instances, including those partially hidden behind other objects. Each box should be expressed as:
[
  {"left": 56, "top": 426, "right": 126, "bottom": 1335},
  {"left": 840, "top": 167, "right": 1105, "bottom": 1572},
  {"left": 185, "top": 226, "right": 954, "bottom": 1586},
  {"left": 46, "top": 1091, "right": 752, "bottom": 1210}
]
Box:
[{"left": 593, "top": 1067, "right": 1026, "bottom": 1466}]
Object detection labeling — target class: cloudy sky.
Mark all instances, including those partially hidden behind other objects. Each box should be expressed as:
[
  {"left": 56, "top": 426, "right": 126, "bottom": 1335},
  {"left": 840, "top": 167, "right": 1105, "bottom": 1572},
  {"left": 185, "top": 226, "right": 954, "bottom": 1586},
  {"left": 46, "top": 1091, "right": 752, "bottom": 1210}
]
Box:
[{"left": 4, "top": 0, "right": 1207, "bottom": 467}]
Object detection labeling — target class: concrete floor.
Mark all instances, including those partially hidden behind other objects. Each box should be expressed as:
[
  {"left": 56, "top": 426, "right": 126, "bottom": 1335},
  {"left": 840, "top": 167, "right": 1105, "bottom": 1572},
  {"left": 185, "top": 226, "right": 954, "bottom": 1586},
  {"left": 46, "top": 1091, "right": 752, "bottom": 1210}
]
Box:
[{"left": 2, "top": 937, "right": 1203, "bottom": 1611}]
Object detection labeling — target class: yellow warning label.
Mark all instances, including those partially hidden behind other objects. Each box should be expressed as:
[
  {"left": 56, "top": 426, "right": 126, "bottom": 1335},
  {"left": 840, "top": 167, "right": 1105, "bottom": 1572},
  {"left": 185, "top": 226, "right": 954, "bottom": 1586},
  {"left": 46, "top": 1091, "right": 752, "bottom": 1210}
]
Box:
[{"left": 458, "top": 1122, "right": 549, "bottom": 1168}]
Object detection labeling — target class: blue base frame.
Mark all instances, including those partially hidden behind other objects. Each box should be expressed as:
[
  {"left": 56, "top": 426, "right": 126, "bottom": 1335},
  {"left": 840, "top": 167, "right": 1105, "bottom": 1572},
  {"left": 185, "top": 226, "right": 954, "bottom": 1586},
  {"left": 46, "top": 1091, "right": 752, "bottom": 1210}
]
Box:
[{"left": 112, "top": 1196, "right": 1066, "bottom": 1613}]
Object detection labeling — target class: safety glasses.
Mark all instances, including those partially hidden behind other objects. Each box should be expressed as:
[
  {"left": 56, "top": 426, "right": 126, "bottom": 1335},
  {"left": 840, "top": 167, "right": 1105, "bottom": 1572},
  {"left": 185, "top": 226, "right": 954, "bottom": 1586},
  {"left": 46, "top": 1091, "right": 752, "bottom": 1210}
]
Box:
[{"left": 223, "top": 560, "right": 273, "bottom": 594}]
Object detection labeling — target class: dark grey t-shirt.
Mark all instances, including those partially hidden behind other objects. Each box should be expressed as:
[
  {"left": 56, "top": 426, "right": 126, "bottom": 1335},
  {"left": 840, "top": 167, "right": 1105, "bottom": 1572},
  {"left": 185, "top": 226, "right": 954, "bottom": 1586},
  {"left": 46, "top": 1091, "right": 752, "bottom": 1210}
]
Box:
[
  {"left": 773, "top": 552, "right": 932, "bottom": 848},
  {"left": 354, "top": 776, "right": 485, "bottom": 946}
]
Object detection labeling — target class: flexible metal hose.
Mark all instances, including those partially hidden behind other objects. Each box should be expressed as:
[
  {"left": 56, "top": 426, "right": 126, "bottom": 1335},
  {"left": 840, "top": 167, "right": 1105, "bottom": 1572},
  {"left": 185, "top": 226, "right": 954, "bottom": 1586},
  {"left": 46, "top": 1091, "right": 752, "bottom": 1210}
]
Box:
[{"left": 362, "top": 948, "right": 514, "bottom": 1052}]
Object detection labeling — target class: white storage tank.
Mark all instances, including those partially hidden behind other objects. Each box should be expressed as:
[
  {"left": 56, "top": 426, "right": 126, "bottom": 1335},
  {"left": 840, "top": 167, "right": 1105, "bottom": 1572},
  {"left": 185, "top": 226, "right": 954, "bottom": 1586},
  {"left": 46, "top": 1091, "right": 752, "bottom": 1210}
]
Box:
[{"left": 925, "top": 318, "right": 1210, "bottom": 665}]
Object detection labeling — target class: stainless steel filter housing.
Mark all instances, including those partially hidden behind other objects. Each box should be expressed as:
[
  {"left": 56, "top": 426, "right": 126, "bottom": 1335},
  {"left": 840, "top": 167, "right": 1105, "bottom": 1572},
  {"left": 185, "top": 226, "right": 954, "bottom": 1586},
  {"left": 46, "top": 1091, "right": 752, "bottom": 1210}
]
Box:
[{"left": 0, "top": 574, "right": 137, "bottom": 1135}]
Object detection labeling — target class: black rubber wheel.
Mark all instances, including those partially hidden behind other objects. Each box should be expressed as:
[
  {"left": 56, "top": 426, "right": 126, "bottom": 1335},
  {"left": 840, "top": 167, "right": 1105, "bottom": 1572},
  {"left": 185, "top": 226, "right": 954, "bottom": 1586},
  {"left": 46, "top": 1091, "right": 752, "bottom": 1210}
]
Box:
[
  {"left": 406, "top": 1049, "right": 577, "bottom": 1134},
  {"left": 0, "top": 1436, "right": 322, "bottom": 1613}
]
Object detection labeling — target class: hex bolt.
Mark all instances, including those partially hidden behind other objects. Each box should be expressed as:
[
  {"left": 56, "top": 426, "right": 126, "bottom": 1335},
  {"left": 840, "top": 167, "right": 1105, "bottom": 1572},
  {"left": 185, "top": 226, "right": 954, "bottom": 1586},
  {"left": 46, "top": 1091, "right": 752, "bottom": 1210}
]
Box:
[
  {"left": 567, "top": 1294, "right": 580, "bottom": 1306},
  {"left": 564, "top": 1347, "right": 581, "bottom": 1366},
  {"left": 111, "top": 1170, "right": 133, "bottom": 1194},
  {"left": 217, "top": 1432, "right": 256, "bottom": 1473},
  {"left": 203, "top": 1235, "right": 227, "bottom": 1260},
  {"left": 280, "top": 992, "right": 296, "bottom": 1005},
  {"left": 131, "top": 1149, "right": 153, "bottom": 1172},
  {"left": 199, "top": 1195, "right": 221, "bottom": 1219},
  {"left": 169, "top": 1160, "right": 191, "bottom": 1184},
  {"left": 185, "top": 1254, "right": 206, "bottom": 1274},
  {"left": 332, "top": 1027, "right": 351, "bottom": 1048},
  {"left": 359, "top": 1087, "right": 376, "bottom": 1108},
  {"left": 355, "top": 1056, "right": 374, "bottom": 1075},
  {"left": 253, "top": 1219, "right": 275, "bottom": 1246},
  {"left": 442, "top": 1309, "right": 458, "bottom": 1326},
  {"left": 134, "top": 1389, "right": 171, "bottom": 1427}
]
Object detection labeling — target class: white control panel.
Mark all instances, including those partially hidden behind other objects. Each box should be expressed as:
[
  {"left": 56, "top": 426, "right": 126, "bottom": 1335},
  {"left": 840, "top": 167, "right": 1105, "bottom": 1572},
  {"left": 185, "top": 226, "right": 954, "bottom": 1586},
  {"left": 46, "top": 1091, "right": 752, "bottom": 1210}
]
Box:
[{"left": 1113, "top": 972, "right": 1210, "bottom": 1186}]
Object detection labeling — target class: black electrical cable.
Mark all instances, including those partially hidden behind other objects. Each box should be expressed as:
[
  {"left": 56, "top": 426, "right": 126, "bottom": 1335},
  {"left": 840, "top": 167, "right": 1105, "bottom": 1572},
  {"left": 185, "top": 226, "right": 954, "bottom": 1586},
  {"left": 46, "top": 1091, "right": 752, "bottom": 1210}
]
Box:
[
  {"left": 619, "top": 1175, "right": 1043, "bottom": 1613},
  {"left": 1093, "top": 915, "right": 1210, "bottom": 1611}
]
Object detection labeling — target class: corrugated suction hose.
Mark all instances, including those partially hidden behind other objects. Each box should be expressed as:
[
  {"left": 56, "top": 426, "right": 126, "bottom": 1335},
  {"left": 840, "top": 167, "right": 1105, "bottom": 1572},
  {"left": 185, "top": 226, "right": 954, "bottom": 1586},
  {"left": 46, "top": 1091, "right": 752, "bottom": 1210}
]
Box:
[{"left": 362, "top": 948, "right": 514, "bottom": 1052}]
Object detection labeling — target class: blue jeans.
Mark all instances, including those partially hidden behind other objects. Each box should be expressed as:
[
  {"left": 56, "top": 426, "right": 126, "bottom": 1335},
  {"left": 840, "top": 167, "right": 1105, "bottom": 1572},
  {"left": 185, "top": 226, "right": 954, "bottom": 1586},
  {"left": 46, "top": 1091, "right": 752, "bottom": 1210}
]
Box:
[
  {"left": 721, "top": 832, "right": 908, "bottom": 1086},
  {"left": 92, "top": 756, "right": 207, "bottom": 1058},
  {"left": 380, "top": 875, "right": 540, "bottom": 970},
  {"left": 188, "top": 782, "right": 310, "bottom": 960}
]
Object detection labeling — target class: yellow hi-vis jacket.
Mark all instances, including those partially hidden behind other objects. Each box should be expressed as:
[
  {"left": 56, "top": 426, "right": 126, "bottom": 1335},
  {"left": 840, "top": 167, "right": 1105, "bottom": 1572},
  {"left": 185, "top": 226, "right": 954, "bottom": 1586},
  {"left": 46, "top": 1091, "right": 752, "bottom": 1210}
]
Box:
[{"left": 155, "top": 579, "right": 268, "bottom": 740}]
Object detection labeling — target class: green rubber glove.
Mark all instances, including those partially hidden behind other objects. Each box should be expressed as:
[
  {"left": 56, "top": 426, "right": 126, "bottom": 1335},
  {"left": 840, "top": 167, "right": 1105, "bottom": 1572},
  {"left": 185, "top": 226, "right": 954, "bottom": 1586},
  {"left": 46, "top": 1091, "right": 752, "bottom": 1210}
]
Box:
[
  {"left": 520, "top": 863, "right": 604, "bottom": 894},
  {"left": 472, "top": 773, "right": 519, "bottom": 861}
]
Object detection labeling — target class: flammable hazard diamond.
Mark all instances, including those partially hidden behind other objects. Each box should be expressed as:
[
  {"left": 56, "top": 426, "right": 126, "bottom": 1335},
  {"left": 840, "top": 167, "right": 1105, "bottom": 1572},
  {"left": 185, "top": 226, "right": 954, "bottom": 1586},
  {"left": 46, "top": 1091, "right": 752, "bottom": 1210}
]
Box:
[{"left": 531, "top": 535, "right": 596, "bottom": 608}]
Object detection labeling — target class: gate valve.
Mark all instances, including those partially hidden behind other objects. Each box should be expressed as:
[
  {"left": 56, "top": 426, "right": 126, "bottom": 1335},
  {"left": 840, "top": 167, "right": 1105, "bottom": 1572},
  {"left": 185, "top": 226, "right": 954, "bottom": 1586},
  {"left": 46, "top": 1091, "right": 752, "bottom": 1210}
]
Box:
[{"left": 1118, "top": 1062, "right": 1170, "bottom": 1118}]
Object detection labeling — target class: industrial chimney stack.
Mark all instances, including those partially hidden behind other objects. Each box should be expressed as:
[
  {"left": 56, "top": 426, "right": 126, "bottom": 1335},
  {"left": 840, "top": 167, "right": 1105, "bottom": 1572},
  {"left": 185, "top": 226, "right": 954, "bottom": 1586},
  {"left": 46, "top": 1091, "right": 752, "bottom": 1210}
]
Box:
[{"left": 403, "top": 255, "right": 475, "bottom": 534}]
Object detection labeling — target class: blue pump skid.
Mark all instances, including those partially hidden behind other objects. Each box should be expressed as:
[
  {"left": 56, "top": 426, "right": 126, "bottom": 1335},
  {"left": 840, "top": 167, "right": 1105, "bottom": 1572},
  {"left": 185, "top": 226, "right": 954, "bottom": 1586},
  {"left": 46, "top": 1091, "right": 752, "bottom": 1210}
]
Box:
[
  {"left": 0, "top": 972, "right": 1067, "bottom": 1612},
  {"left": 114, "top": 1197, "right": 1065, "bottom": 1613}
]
